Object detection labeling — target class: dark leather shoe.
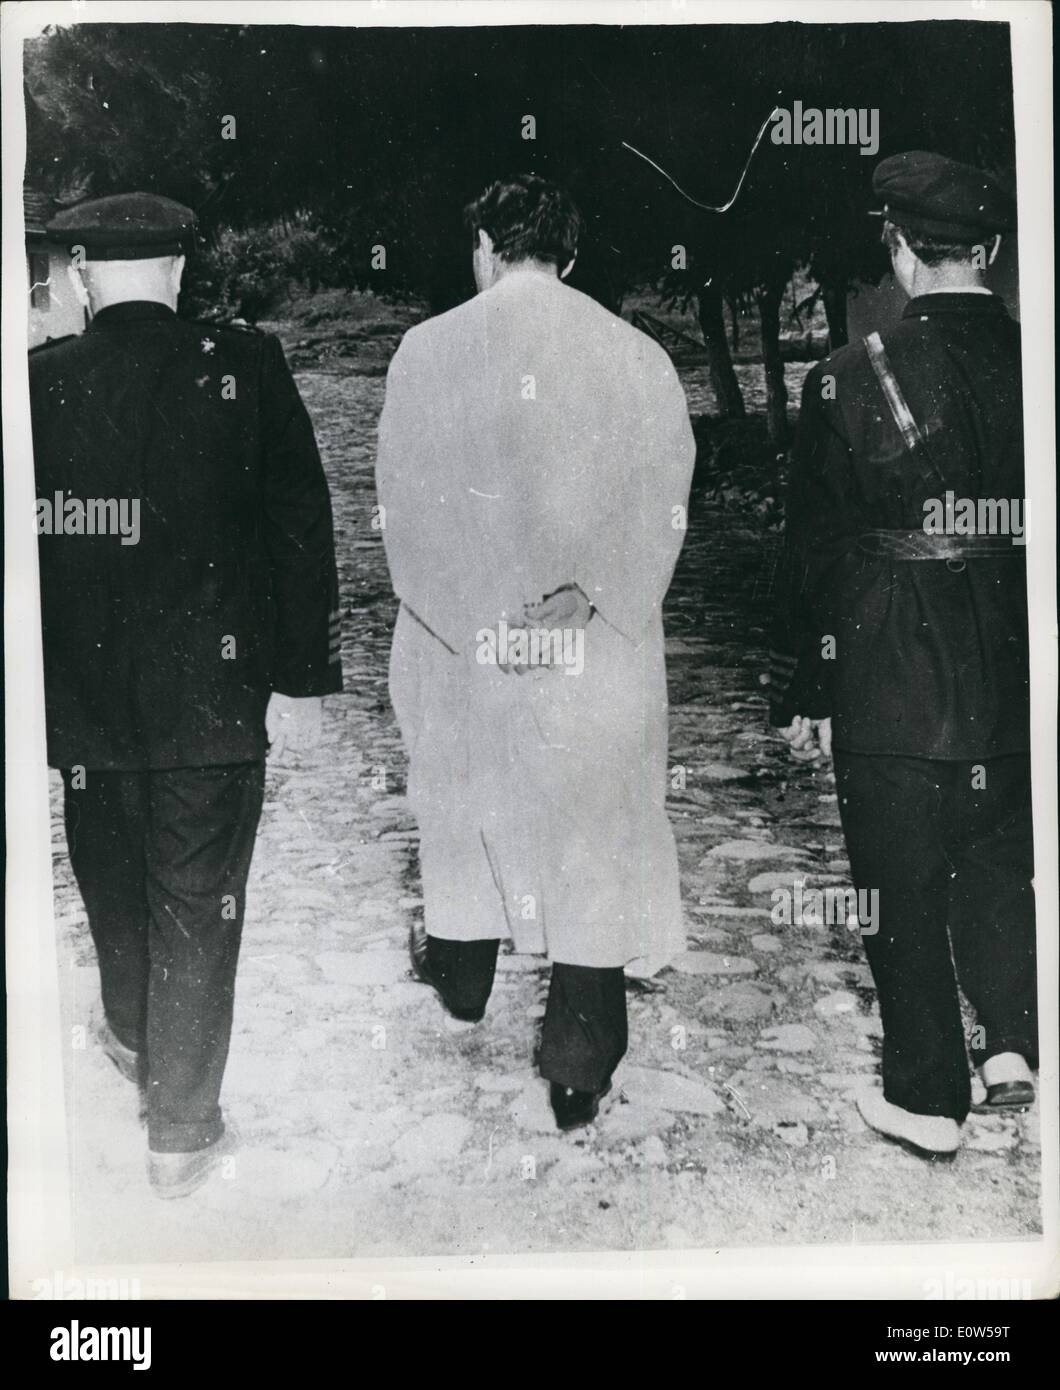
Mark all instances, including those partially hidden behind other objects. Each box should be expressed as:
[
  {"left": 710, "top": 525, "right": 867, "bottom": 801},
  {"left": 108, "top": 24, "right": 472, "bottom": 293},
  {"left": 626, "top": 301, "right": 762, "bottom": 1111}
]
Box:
[
  {"left": 147, "top": 1124, "right": 237, "bottom": 1200},
  {"left": 624, "top": 974, "right": 667, "bottom": 996},
  {"left": 98, "top": 1020, "right": 148, "bottom": 1124},
  {"left": 550, "top": 1081, "right": 611, "bottom": 1132},
  {"left": 408, "top": 924, "right": 485, "bottom": 1023},
  {"left": 971, "top": 1080, "right": 1035, "bottom": 1114}
]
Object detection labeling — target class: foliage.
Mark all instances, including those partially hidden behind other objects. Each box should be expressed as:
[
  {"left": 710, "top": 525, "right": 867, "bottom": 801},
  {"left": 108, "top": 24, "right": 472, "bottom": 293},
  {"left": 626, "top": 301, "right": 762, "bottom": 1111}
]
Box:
[
  {"left": 25, "top": 20, "right": 1016, "bottom": 321},
  {"left": 184, "top": 215, "right": 342, "bottom": 320},
  {"left": 691, "top": 417, "right": 787, "bottom": 530}
]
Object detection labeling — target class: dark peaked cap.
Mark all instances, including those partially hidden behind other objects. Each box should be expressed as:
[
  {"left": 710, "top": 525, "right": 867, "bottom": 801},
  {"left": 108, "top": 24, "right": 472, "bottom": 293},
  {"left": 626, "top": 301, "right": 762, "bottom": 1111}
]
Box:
[
  {"left": 871, "top": 150, "right": 1015, "bottom": 242},
  {"left": 46, "top": 193, "right": 197, "bottom": 260}
]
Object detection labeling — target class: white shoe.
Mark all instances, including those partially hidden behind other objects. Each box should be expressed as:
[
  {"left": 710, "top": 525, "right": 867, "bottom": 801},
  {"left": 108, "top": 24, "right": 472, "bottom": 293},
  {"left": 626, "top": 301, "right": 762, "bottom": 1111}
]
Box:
[
  {"left": 857, "top": 1087, "right": 960, "bottom": 1158},
  {"left": 975, "top": 1052, "right": 1035, "bottom": 1113},
  {"left": 981, "top": 1051, "right": 1033, "bottom": 1087}
]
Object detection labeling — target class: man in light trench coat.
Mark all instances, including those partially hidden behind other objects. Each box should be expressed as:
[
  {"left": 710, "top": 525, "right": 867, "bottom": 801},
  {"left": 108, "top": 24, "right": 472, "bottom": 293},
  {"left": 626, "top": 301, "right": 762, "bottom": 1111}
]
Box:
[{"left": 376, "top": 175, "right": 695, "bottom": 1130}]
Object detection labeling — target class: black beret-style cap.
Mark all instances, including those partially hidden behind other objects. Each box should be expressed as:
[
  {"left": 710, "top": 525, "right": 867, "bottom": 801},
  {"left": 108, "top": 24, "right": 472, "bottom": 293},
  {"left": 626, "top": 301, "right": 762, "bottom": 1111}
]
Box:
[
  {"left": 45, "top": 192, "right": 197, "bottom": 260},
  {"left": 871, "top": 150, "right": 1015, "bottom": 242}
]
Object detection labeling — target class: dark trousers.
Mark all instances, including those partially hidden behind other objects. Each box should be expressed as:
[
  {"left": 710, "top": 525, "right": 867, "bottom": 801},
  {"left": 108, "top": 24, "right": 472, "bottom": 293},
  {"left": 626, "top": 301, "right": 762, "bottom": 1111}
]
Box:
[
  {"left": 834, "top": 751, "right": 1036, "bottom": 1123},
  {"left": 426, "top": 937, "right": 628, "bottom": 1093},
  {"left": 61, "top": 763, "right": 266, "bottom": 1152}
]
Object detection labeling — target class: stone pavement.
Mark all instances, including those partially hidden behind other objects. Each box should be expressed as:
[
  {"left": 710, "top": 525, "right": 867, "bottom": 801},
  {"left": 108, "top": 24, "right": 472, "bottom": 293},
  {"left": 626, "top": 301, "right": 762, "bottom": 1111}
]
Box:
[{"left": 48, "top": 365, "right": 1041, "bottom": 1265}]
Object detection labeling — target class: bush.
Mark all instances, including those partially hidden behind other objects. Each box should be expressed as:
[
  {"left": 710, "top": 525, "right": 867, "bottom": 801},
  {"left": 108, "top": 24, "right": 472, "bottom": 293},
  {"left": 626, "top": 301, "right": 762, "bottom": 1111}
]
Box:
[
  {"left": 183, "top": 214, "right": 342, "bottom": 322},
  {"left": 691, "top": 416, "right": 788, "bottom": 530}
]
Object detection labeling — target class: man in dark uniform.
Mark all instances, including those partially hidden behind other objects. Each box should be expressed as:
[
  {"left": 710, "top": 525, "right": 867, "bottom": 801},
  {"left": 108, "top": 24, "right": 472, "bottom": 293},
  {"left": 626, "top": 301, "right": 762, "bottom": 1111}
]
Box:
[
  {"left": 769, "top": 152, "right": 1035, "bottom": 1157},
  {"left": 31, "top": 193, "right": 343, "bottom": 1196}
]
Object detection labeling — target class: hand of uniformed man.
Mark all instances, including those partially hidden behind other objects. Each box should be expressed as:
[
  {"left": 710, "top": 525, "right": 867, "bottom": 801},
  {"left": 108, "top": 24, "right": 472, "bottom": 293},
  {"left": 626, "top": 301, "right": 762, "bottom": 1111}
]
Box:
[
  {"left": 779, "top": 715, "right": 832, "bottom": 762},
  {"left": 266, "top": 693, "right": 323, "bottom": 760}
]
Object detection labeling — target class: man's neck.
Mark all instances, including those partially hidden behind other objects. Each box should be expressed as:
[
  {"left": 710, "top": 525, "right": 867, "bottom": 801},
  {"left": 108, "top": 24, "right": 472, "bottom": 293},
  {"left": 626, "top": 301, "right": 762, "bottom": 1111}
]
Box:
[
  {"left": 493, "top": 258, "right": 558, "bottom": 284},
  {"left": 89, "top": 289, "right": 176, "bottom": 314},
  {"left": 909, "top": 264, "right": 989, "bottom": 297},
  {"left": 916, "top": 286, "right": 993, "bottom": 296}
]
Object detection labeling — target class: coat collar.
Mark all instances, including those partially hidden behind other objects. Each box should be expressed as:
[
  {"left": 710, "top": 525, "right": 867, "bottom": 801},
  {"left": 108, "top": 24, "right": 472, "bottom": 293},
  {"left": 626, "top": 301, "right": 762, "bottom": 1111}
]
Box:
[
  {"left": 902, "top": 292, "right": 1009, "bottom": 320},
  {"left": 87, "top": 301, "right": 177, "bottom": 330}
]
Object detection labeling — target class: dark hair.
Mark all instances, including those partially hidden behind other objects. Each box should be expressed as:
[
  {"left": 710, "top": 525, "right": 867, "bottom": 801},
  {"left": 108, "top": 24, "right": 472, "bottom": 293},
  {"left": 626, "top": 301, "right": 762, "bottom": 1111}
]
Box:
[
  {"left": 881, "top": 219, "right": 984, "bottom": 267},
  {"left": 464, "top": 174, "right": 581, "bottom": 267}
]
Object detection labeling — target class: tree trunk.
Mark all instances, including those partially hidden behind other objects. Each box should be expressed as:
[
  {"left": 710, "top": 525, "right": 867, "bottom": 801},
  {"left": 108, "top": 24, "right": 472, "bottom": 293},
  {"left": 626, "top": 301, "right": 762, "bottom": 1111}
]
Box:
[
  {"left": 822, "top": 283, "right": 849, "bottom": 351},
  {"left": 758, "top": 282, "right": 789, "bottom": 447},
  {"left": 697, "top": 285, "right": 744, "bottom": 418},
  {"left": 726, "top": 296, "right": 740, "bottom": 353}
]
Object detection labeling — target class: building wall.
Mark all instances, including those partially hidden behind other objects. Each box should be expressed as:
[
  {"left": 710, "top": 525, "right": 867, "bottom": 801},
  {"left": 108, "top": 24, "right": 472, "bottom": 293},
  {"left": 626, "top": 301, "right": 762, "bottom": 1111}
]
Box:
[{"left": 27, "top": 247, "right": 86, "bottom": 348}]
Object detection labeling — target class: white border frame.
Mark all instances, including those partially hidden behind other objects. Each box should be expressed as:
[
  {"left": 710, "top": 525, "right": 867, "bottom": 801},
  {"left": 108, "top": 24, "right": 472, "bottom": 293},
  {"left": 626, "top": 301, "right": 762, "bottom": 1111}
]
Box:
[{"left": 4, "top": 0, "right": 1056, "bottom": 1300}]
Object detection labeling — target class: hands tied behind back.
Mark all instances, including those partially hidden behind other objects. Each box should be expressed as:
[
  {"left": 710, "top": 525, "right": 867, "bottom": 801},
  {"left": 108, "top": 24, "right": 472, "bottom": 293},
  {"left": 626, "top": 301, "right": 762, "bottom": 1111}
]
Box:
[
  {"left": 498, "top": 583, "right": 593, "bottom": 676},
  {"left": 523, "top": 582, "right": 592, "bottom": 629}
]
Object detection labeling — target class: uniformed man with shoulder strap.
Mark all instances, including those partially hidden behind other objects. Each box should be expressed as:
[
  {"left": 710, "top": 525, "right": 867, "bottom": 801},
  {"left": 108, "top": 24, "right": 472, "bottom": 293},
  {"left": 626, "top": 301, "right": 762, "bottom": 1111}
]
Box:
[
  {"left": 31, "top": 194, "right": 343, "bottom": 1196},
  {"left": 769, "top": 152, "right": 1035, "bottom": 1158}
]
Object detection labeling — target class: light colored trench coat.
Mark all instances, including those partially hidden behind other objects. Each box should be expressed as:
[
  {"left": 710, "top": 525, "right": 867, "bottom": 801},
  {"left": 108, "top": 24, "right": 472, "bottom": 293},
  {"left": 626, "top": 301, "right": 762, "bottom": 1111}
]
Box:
[{"left": 376, "top": 268, "right": 695, "bottom": 969}]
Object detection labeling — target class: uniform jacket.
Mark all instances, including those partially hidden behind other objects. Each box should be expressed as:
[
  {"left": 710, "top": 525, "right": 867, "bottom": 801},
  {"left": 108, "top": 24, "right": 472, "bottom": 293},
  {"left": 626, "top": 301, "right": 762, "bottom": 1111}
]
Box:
[
  {"left": 377, "top": 269, "right": 696, "bottom": 968},
  {"left": 770, "top": 291, "right": 1029, "bottom": 759},
  {"left": 31, "top": 301, "right": 342, "bottom": 770}
]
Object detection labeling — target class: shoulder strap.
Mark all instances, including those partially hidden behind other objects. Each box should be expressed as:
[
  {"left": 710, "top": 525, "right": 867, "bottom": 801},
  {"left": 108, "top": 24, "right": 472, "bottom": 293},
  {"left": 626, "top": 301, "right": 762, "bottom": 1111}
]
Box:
[
  {"left": 863, "top": 331, "right": 945, "bottom": 491},
  {"left": 864, "top": 332, "right": 923, "bottom": 450}
]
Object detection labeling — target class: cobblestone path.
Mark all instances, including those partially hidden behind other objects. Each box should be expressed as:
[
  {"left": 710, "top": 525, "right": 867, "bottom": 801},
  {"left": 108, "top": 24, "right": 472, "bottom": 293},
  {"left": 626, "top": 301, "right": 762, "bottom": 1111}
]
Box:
[{"left": 50, "top": 363, "right": 1040, "bottom": 1265}]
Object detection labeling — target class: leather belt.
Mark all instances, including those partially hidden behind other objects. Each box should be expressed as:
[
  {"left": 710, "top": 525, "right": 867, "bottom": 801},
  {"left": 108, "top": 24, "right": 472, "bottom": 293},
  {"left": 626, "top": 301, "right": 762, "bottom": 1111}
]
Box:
[{"left": 858, "top": 529, "right": 1026, "bottom": 570}]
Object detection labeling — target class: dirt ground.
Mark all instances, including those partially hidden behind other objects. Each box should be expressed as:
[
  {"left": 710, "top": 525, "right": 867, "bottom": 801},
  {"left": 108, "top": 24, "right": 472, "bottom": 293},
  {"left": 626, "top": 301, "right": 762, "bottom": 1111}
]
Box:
[{"left": 49, "top": 296, "right": 1041, "bottom": 1266}]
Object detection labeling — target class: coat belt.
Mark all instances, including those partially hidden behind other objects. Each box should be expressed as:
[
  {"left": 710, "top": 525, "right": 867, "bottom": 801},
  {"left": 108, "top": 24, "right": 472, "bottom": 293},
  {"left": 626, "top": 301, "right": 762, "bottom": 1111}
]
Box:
[{"left": 401, "top": 600, "right": 459, "bottom": 654}]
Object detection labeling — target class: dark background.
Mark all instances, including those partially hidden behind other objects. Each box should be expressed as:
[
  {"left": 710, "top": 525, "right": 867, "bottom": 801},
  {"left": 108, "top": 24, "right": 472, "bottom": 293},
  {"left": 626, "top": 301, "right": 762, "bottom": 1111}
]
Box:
[{"left": 24, "top": 20, "right": 1015, "bottom": 315}]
